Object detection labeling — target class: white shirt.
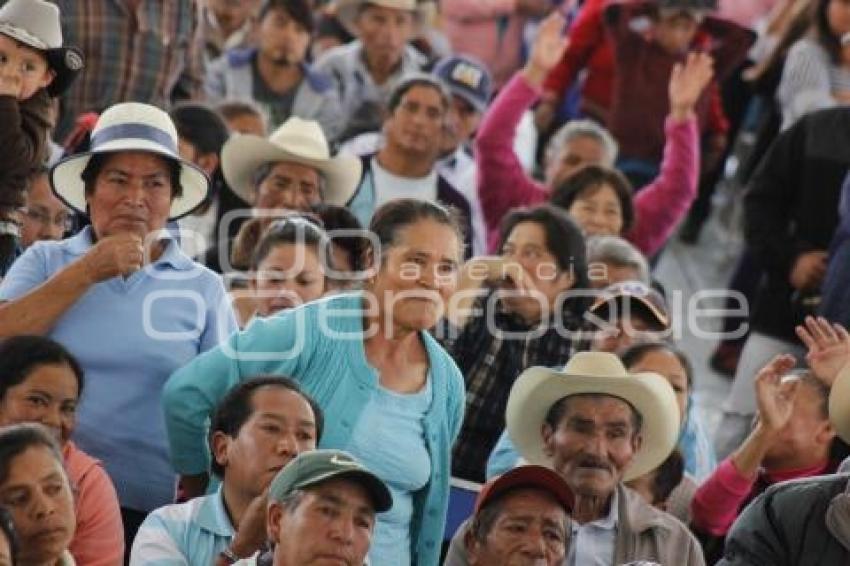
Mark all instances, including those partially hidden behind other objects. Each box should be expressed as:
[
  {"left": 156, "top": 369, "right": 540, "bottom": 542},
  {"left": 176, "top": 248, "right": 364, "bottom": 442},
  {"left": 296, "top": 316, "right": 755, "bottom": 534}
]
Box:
[
  {"left": 370, "top": 158, "right": 438, "bottom": 208},
  {"left": 566, "top": 491, "right": 619, "bottom": 566}
]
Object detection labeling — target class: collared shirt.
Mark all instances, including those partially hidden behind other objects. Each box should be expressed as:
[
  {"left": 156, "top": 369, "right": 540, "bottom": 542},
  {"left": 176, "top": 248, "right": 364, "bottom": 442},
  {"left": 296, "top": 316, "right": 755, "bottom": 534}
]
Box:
[
  {"left": 130, "top": 487, "right": 234, "bottom": 565},
  {"left": 0, "top": 227, "right": 238, "bottom": 511},
  {"left": 566, "top": 491, "right": 619, "bottom": 566},
  {"left": 53, "top": 0, "right": 204, "bottom": 138}
]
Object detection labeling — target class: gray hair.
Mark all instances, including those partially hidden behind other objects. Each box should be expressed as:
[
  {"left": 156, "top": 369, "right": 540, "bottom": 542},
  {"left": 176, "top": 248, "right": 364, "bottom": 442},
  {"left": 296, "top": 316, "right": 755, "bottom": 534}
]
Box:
[
  {"left": 546, "top": 120, "right": 618, "bottom": 168},
  {"left": 587, "top": 235, "right": 650, "bottom": 285}
]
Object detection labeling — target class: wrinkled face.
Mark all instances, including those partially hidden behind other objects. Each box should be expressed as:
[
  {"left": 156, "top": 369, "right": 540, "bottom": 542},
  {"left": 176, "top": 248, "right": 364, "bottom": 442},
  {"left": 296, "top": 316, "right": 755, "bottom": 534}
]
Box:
[
  {"left": 209, "top": 0, "right": 260, "bottom": 34},
  {"left": 386, "top": 85, "right": 446, "bottom": 157},
  {"left": 21, "top": 173, "right": 71, "bottom": 248},
  {"left": 214, "top": 386, "right": 318, "bottom": 498},
  {"left": 543, "top": 396, "right": 641, "bottom": 499},
  {"left": 371, "top": 219, "right": 460, "bottom": 332},
  {"left": 828, "top": 0, "right": 850, "bottom": 37},
  {"left": 0, "top": 364, "right": 79, "bottom": 445},
  {"left": 259, "top": 7, "right": 310, "bottom": 65},
  {"left": 255, "top": 161, "right": 322, "bottom": 214},
  {"left": 545, "top": 136, "right": 606, "bottom": 189},
  {"left": 567, "top": 185, "right": 624, "bottom": 237},
  {"left": 0, "top": 34, "right": 54, "bottom": 100},
  {"left": 468, "top": 489, "right": 568, "bottom": 566},
  {"left": 356, "top": 5, "right": 414, "bottom": 66},
  {"left": 442, "top": 95, "right": 481, "bottom": 153},
  {"left": 269, "top": 479, "right": 376, "bottom": 566},
  {"left": 627, "top": 349, "right": 689, "bottom": 422},
  {"left": 763, "top": 380, "right": 834, "bottom": 468},
  {"left": 87, "top": 152, "right": 175, "bottom": 239},
  {"left": 500, "top": 222, "right": 574, "bottom": 320},
  {"left": 0, "top": 446, "right": 75, "bottom": 565},
  {"left": 654, "top": 11, "right": 700, "bottom": 55},
  {"left": 252, "top": 243, "right": 326, "bottom": 316}
]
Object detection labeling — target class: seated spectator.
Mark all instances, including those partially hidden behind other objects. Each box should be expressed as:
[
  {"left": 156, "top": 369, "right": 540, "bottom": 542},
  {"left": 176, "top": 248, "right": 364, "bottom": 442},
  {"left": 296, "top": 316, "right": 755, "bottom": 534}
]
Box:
[
  {"left": 315, "top": 0, "right": 427, "bottom": 140},
  {"left": 200, "top": 0, "right": 261, "bottom": 63},
  {"left": 205, "top": 0, "right": 344, "bottom": 140},
  {"left": 0, "top": 336, "right": 123, "bottom": 566},
  {"left": 461, "top": 465, "right": 574, "bottom": 566},
  {"left": 164, "top": 200, "right": 465, "bottom": 566},
  {"left": 691, "top": 355, "right": 838, "bottom": 563},
  {"left": 447, "top": 351, "right": 704, "bottom": 565},
  {"left": 217, "top": 100, "right": 268, "bottom": 137},
  {"left": 476, "top": 13, "right": 711, "bottom": 256},
  {"left": 210, "top": 117, "right": 361, "bottom": 273},
  {"left": 550, "top": 165, "right": 635, "bottom": 239},
  {"left": 345, "top": 75, "right": 474, "bottom": 253},
  {"left": 0, "top": 506, "right": 16, "bottom": 566},
  {"left": 586, "top": 281, "right": 671, "bottom": 353},
  {"left": 586, "top": 235, "right": 650, "bottom": 289},
  {"left": 131, "top": 377, "right": 322, "bottom": 565},
  {"left": 251, "top": 450, "right": 392, "bottom": 566},
  {"left": 440, "top": 204, "right": 590, "bottom": 482},
  {"left": 20, "top": 168, "right": 73, "bottom": 249},
  {"left": 0, "top": 424, "right": 76, "bottom": 566}
]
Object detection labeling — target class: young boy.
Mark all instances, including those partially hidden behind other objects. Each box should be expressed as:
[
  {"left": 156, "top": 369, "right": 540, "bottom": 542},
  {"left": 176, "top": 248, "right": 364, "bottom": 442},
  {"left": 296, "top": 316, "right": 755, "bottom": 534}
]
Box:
[{"left": 0, "top": 0, "right": 83, "bottom": 274}]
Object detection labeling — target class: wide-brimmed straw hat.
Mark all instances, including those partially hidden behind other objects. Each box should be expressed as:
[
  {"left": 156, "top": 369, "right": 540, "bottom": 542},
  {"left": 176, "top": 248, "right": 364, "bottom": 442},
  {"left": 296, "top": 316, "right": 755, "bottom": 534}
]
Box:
[
  {"left": 335, "top": 0, "right": 425, "bottom": 37},
  {"left": 221, "top": 117, "right": 362, "bottom": 206},
  {"left": 506, "top": 351, "right": 681, "bottom": 481},
  {"left": 49, "top": 102, "right": 210, "bottom": 221}
]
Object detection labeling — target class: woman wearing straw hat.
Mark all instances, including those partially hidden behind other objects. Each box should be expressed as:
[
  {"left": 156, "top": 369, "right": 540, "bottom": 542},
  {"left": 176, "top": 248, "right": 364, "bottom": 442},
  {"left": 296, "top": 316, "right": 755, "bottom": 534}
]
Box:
[{"left": 0, "top": 102, "right": 239, "bottom": 549}]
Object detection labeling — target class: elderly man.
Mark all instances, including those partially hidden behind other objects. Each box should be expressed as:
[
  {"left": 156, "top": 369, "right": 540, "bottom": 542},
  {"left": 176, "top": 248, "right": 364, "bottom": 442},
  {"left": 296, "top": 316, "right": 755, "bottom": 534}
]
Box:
[
  {"left": 20, "top": 167, "right": 72, "bottom": 249},
  {"left": 315, "top": 0, "right": 427, "bottom": 141},
  {"left": 451, "top": 351, "right": 704, "bottom": 565},
  {"left": 131, "top": 377, "right": 322, "bottom": 565}
]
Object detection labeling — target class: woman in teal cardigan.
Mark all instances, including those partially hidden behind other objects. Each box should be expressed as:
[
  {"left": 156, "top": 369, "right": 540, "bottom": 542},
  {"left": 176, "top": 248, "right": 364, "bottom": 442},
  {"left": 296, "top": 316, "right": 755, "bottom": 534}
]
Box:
[{"left": 163, "top": 199, "right": 466, "bottom": 566}]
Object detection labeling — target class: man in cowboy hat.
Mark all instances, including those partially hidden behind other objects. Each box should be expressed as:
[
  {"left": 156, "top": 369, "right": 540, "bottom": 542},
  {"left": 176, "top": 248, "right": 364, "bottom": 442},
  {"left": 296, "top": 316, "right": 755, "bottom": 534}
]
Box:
[
  {"left": 207, "top": 116, "right": 361, "bottom": 274},
  {"left": 481, "top": 352, "right": 704, "bottom": 565},
  {"left": 314, "top": 0, "right": 427, "bottom": 141},
  {"left": 0, "top": 101, "right": 238, "bottom": 548}
]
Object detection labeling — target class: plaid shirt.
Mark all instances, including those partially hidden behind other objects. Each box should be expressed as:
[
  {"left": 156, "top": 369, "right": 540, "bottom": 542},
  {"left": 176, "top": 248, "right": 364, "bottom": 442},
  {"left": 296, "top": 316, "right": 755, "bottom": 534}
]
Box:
[
  {"left": 54, "top": 0, "right": 204, "bottom": 138},
  {"left": 437, "top": 288, "right": 588, "bottom": 483}
]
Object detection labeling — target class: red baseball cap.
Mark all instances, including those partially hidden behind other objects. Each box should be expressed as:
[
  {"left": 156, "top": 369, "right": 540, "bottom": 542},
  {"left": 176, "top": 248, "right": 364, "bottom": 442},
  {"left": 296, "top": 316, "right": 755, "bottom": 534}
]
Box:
[{"left": 474, "top": 465, "right": 574, "bottom": 514}]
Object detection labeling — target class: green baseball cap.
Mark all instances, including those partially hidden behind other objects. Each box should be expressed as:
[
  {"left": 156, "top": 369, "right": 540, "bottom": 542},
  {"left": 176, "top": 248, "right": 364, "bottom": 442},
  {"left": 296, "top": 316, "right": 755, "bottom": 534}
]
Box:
[{"left": 269, "top": 450, "right": 393, "bottom": 513}]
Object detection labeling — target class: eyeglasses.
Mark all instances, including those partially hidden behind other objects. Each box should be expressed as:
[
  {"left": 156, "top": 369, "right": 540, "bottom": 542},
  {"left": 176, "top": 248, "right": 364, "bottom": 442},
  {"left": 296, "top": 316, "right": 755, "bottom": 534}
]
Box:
[{"left": 24, "top": 208, "right": 74, "bottom": 231}]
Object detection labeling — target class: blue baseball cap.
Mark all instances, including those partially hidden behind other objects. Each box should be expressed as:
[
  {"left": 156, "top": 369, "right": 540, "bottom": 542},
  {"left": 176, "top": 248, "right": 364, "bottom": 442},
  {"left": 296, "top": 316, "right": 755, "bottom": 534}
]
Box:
[{"left": 433, "top": 55, "right": 493, "bottom": 114}]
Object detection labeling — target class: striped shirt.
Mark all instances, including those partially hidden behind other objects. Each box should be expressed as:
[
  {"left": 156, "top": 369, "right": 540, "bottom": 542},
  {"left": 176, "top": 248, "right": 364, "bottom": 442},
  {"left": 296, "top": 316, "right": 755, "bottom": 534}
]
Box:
[{"left": 53, "top": 0, "right": 204, "bottom": 138}]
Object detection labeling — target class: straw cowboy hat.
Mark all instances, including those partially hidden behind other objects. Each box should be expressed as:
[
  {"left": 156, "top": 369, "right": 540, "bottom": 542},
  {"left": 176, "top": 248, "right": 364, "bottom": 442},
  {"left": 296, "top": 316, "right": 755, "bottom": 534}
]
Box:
[
  {"left": 335, "top": 0, "right": 428, "bottom": 37},
  {"left": 49, "top": 102, "right": 210, "bottom": 221},
  {"left": 829, "top": 365, "right": 850, "bottom": 444},
  {"left": 506, "top": 351, "right": 681, "bottom": 481},
  {"left": 0, "top": 0, "right": 84, "bottom": 96},
  {"left": 221, "top": 117, "right": 362, "bottom": 206}
]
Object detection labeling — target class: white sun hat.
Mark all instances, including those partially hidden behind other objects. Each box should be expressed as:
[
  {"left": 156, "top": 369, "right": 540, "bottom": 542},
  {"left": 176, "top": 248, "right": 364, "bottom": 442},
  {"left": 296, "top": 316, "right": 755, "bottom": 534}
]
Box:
[
  {"left": 506, "top": 351, "right": 681, "bottom": 481},
  {"left": 49, "top": 102, "right": 210, "bottom": 221},
  {"left": 335, "top": 0, "right": 422, "bottom": 36},
  {"left": 0, "top": 0, "right": 62, "bottom": 50},
  {"left": 221, "top": 116, "right": 362, "bottom": 206}
]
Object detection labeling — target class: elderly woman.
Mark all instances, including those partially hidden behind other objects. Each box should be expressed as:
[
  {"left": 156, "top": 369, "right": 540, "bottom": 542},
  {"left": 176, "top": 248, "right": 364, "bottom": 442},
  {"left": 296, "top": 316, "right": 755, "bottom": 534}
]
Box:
[
  {"left": 0, "top": 424, "right": 77, "bottom": 566},
  {"left": 164, "top": 199, "right": 465, "bottom": 566},
  {"left": 0, "top": 103, "right": 238, "bottom": 547}
]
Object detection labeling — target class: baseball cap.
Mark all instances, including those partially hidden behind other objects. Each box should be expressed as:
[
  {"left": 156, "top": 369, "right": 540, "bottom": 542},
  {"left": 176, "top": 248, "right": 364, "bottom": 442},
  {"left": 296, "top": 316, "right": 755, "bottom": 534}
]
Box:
[
  {"left": 589, "top": 281, "right": 670, "bottom": 330},
  {"left": 475, "top": 465, "right": 574, "bottom": 514},
  {"left": 433, "top": 55, "right": 493, "bottom": 114},
  {"left": 269, "top": 450, "right": 393, "bottom": 513}
]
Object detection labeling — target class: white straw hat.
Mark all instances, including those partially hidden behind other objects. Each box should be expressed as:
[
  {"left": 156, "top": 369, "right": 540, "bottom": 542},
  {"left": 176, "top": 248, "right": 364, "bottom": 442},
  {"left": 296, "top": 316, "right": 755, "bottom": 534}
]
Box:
[{"left": 335, "top": 0, "right": 423, "bottom": 37}]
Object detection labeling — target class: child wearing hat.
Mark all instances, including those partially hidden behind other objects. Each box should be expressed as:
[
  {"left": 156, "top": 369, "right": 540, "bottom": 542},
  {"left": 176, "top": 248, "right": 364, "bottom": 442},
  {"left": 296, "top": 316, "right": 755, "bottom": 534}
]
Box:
[{"left": 0, "top": 0, "right": 83, "bottom": 273}]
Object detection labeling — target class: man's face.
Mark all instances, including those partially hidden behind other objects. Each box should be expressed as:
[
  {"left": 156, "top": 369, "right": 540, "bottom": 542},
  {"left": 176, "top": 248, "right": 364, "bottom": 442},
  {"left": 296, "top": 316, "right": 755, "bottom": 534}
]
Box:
[
  {"left": 213, "top": 386, "right": 318, "bottom": 498},
  {"left": 467, "top": 489, "right": 568, "bottom": 566},
  {"left": 545, "top": 135, "right": 606, "bottom": 189},
  {"left": 543, "top": 395, "right": 641, "bottom": 499},
  {"left": 356, "top": 5, "right": 414, "bottom": 67},
  {"left": 385, "top": 85, "right": 446, "bottom": 159},
  {"left": 269, "top": 478, "right": 376, "bottom": 566},
  {"left": 441, "top": 95, "right": 481, "bottom": 153},
  {"left": 21, "top": 174, "right": 71, "bottom": 248},
  {"left": 255, "top": 161, "right": 323, "bottom": 214},
  {"left": 208, "top": 0, "right": 260, "bottom": 34},
  {"left": 0, "top": 34, "right": 54, "bottom": 100},
  {"left": 258, "top": 8, "right": 310, "bottom": 66}
]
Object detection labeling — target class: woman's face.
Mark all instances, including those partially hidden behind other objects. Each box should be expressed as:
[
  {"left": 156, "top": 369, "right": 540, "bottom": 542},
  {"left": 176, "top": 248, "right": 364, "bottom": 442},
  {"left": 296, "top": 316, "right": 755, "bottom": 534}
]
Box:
[
  {"left": 828, "top": 0, "right": 850, "bottom": 38},
  {"left": 627, "top": 349, "right": 689, "bottom": 421},
  {"left": 371, "top": 219, "right": 461, "bottom": 332},
  {"left": 567, "top": 185, "right": 624, "bottom": 237},
  {"left": 0, "top": 364, "right": 79, "bottom": 444},
  {"left": 0, "top": 446, "right": 75, "bottom": 565},
  {"left": 251, "top": 243, "right": 326, "bottom": 316}
]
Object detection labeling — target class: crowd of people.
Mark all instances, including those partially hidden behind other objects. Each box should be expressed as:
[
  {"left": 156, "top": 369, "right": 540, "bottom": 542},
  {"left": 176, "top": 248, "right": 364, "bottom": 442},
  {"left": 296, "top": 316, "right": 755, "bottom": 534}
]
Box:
[{"left": 2, "top": 0, "right": 850, "bottom": 565}]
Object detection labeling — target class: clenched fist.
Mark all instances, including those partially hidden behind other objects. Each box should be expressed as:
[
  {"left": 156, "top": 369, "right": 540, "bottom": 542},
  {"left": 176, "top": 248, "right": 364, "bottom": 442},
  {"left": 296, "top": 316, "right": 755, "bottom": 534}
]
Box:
[{"left": 79, "top": 233, "right": 145, "bottom": 283}]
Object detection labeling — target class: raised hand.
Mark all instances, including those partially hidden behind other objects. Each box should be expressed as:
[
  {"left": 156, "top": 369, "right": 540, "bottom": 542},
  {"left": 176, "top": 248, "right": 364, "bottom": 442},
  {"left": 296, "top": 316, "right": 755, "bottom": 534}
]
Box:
[
  {"left": 79, "top": 232, "right": 144, "bottom": 283},
  {"left": 523, "top": 11, "right": 569, "bottom": 87},
  {"left": 668, "top": 52, "right": 715, "bottom": 120},
  {"left": 796, "top": 316, "right": 850, "bottom": 386},
  {"left": 754, "top": 354, "right": 800, "bottom": 434}
]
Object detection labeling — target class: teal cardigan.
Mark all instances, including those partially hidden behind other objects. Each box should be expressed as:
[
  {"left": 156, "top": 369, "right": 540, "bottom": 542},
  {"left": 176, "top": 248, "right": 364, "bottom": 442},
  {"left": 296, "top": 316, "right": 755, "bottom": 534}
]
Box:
[{"left": 163, "top": 292, "right": 465, "bottom": 565}]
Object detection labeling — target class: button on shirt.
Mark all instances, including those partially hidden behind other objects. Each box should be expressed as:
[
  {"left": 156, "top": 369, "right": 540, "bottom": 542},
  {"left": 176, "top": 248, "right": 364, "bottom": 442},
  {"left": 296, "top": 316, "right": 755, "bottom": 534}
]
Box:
[{"left": 566, "top": 491, "right": 618, "bottom": 566}]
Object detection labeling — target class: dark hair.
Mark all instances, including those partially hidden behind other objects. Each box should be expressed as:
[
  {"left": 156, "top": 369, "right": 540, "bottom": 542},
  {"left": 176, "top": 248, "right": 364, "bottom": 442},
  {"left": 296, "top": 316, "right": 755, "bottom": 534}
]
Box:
[
  {"left": 170, "top": 103, "right": 230, "bottom": 156},
  {"left": 544, "top": 393, "right": 643, "bottom": 434},
  {"left": 250, "top": 216, "right": 332, "bottom": 272},
  {"left": 310, "top": 203, "right": 369, "bottom": 273},
  {"left": 80, "top": 152, "right": 184, "bottom": 200},
  {"left": 649, "top": 449, "right": 685, "bottom": 504},
  {"left": 0, "top": 506, "right": 18, "bottom": 565},
  {"left": 800, "top": 371, "right": 831, "bottom": 419},
  {"left": 216, "top": 100, "right": 266, "bottom": 126},
  {"left": 386, "top": 74, "right": 451, "bottom": 115},
  {"left": 0, "top": 336, "right": 84, "bottom": 401},
  {"left": 620, "top": 342, "right": 694, "bottom": 388},
  {"left": 0, "top": 424, "right": 63, "bottom": 486},
  {"left": 209, "top": 376, "right": 324, "bottom": 477},
  {"left": 369, "top": 198, "right": 464, "bottom": 260},
  {"left": 260, "top": 0, "right": 315, "bottom": 33},
  {"left": 550, "top": 165, "right": 635, "bottom": 234},
  {"left": 499, "top": 204, "right": 589, "bottom": 289},
  {"left": 813, "top": 0, "right": 843, "bottom": 64}
]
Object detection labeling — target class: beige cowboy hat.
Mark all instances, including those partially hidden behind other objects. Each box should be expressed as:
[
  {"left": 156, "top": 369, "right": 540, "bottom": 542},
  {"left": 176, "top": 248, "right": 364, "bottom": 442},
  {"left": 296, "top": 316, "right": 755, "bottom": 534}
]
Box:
[
  {"left": 829, "top": 365, "right": 850, "bottom": 443},
  {"left": 49, "top": 102, "right": 210, "bottom": 221},
  {"left": 335, "top": 0, "right": 430, "bottom": 37},
  {"left": 221, "top": 117, "right": 362, "bottom": 206},
  {"left": 506, "top": 351, "right": 681, "bottom": 481}
]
